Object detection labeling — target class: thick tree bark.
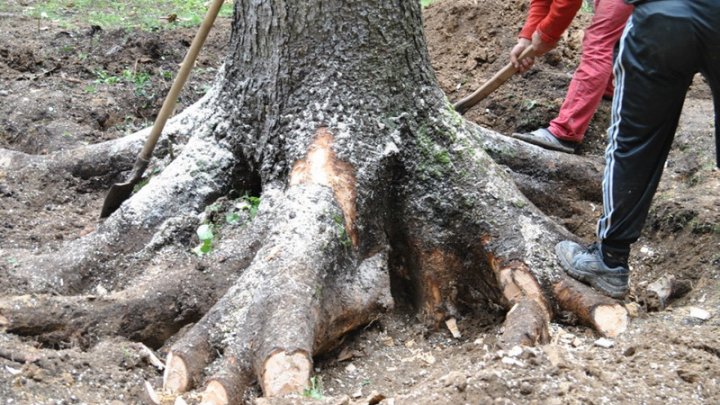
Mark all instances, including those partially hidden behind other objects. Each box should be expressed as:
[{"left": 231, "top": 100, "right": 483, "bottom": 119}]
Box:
[{"left": 0, "top": 0, "right": 624, "bottom": 402}]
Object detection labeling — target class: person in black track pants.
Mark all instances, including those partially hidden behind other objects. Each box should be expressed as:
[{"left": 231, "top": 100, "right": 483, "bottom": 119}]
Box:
[{"left": 555, "top": 0, "right": 720, "bottom": 299}]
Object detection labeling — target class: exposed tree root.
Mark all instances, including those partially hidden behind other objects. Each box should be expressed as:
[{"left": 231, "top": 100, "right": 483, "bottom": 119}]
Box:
[
  {"left": 0, "top": 194, "right": 270, "bottom": 347},
  {"left": 161, "top": 181, "right": 392, "bottom": 403},
  {"left": 471, "top": 123, "right": 604, "bottom": 204},
  {"left": 0, "top": 94, "right": 214, "bottom": 180},
  {"left": 379, "top": 107, "right": 596, "bottom": 345},
  {"left": 492, "top": 260, "right": 551, "bottom": 348},
  {"left": 2, "top": 129, "right": 239, "bottom": 295},
  {"left": 500, "top": 298, "right": 551, "bottom": 348},
  {"left": 0, "top": 100, "right": 624, "bottom": 403},
  {"left": 388, "top": 115, "right": 623, "bottom": 343},
  {"left": 1, "top": 262, "right": 229, "bottom": 348},
  {"left": 554, "top": 277, "right": 629, "bottom": 338},
  {"left": 0, "top": 88, "right": 239, "bottom": 296},
  {"left": 0, "top": 130, "right": 146, "bottom": 181}
]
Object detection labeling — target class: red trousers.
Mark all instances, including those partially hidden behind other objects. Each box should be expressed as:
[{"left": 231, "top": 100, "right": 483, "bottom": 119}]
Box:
[{"left": 549, "top": 0, "right": 633, "bottom": 143}]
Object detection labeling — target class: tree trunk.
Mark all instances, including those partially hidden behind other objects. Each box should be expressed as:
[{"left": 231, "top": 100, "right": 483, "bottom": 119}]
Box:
[{"left": 0, "top": 0, "right": 623, "bottom": 403}]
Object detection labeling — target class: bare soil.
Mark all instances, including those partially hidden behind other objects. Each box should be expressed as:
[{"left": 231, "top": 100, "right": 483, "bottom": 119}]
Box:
[{"left": 1, "top": 0, "right": 718, "bottom": 404}]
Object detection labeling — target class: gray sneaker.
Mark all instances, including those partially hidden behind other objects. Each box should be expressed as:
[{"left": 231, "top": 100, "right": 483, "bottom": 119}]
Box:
[
  {"left": 512, "top": 128, "right": 577, "bottom": 154},
  {"left": 555, "top": 241, "right": 629, "bottom": 298}
]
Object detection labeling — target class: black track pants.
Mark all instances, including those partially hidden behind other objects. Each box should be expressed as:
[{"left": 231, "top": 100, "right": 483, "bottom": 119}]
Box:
[{"left": 597, "top": 0, "right": 720, "bottom": 248}]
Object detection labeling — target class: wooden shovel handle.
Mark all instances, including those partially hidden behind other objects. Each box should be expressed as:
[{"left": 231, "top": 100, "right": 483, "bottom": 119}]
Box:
[
  {"left": 138, "top": 0, "right": 226, "bottom": 161},
  {"left": 453, "top": 46, "right": 535, "bottom": 115}
]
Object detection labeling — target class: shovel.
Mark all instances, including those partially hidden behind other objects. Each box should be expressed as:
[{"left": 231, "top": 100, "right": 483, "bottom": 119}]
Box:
[
  {"left": 100, "top": 0, "right": 226, "bottom": 218},
  {"left": 453, "top": 46, "right": 535, "bottom": 115}
]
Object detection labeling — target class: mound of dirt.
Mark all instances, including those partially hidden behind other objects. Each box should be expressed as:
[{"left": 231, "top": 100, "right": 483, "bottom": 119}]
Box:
[
  {"left": 0, "top": 17, "right": 230, "bottom": 155},
  {"left": 424, "top": 0, "right": 611, "bottom": 156}
]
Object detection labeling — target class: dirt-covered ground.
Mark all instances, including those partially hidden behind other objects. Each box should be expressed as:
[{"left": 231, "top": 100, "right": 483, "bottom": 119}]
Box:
[{"left": 1, "top": 0, "right": 718, "bottom": 403}]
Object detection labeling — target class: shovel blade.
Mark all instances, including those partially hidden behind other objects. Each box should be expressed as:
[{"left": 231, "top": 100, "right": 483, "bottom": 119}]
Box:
[{"left": 100, "top": 182, "right": 136, "bottom": 218}]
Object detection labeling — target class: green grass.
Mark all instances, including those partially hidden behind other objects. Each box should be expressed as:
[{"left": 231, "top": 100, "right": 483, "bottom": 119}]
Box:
[
  {"left": 14, "top": 0, "right": 234, "bottom": 31},
  {"left": 302, "top": 376, "right": 324, "bottom": 400},
  {"left": 421, "top": 0, "right": 437, "bottom": 7}
]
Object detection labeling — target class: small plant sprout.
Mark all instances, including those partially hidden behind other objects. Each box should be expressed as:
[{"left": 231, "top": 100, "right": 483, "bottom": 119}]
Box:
[
  {"left": 225, "top": 195, "right": 260, "bottom": 226},
  {"left": 238, "top": 195, "right": 261, "bottom": 219},
  {"left": 132, "top": 168, "right": 161, "bottom": 193},
  {"left": 132, "top": 178, "right": 150, "bottom": 193},
  {"left": 302, "top": 376, "right": 324, "bottom": 400},
  {"left": 332, "top": 214, "right": 352, "bottom": 247},
  {"left": 94, "top": 70, "right": 121, "bottom": 85},
  {"left": 193, "top": 224, "right": 215, "bottom": 255},
  {"left": 205, "top": 202, "right": 222, "bottom": 213},
  {"left": 122, "top": 69, "right": 152, "bottom": 95},
  {"left": 225, "top": 212, "right": 241, "bottom": 225},
  {"left": 83, "top": 84, "right": 98, "bottom": 94}
]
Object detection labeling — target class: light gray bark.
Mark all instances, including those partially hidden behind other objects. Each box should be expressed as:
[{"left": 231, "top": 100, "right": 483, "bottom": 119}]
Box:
[{"left": 0, "top": 0, "right": 607, "bottom": 401}]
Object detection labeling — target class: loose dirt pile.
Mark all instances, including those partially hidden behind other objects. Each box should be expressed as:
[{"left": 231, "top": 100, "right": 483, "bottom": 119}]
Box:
[
  {"left": 0, "top": 0, "right": 718, "bottom": 404},
  {"left": 424, "top": 0, "right": 610, "bottom": 156}
]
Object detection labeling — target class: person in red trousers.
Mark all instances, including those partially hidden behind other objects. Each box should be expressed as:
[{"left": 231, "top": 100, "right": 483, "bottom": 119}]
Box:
[{"left": 512, "top": 0, "right": 634, "bottom": 154}]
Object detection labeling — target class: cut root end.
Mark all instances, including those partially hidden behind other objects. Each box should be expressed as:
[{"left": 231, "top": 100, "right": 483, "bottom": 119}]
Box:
[
  {"left": 261, "top": 351, "right": 312, "bottom": 397},
  {"left": 163, "top": 352, "right": 190, "bottom": 394},
  {"left": 592, "top": 305, "right": 629, "bottom": 338},
  {"left": 554, "top": 277, "right": 628, "bottom": 338},
  {"left": 201, "top": 381, "right": 230, "bottom": 405},
  {"left": 500, "top": 298, "right": 551, "bottom": 348},
  {"left": 492, "top": 261, "right": 551, "bottom": 348}
]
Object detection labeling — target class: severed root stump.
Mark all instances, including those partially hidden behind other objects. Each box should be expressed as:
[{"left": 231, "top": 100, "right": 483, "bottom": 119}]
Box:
[
  {"left": 160, "top": 179, "right": 394, "bottom": 403},
  {"left": 554, "top": 277, "right": 628, "bottom": 338},
  {"left": 493, "top": 260, "right": 552, "bottom": 348},
  {"left": 260, "top": 351, "right": 313, "bottom": 397},
  {"left": 642, "top": 275, "right": 693, "bottom": 311},
  {"left": 500, "top": 298, "right": 550, "bottom": 348}
]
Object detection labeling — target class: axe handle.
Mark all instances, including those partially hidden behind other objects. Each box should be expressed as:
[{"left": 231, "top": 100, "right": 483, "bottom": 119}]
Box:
[
  {"left": 138, "top": 0, "right": 226, "bottom": 161},
  {"left": 453, "top": 46, "right": 535, "bottom": 115}
]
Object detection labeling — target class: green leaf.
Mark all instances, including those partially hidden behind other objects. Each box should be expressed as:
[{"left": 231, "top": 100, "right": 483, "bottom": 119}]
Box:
[
  {"left": 205, "top": 203, "right": 222, "bottom": 213},
  {"left": 302, "top": 376, "right": 323, "bottom": 400},
  {"left": 193, "top": 240, "right": 213, "bottom": 256},
  {"left": 226, "top": 212, "right": 241, "bottom": 225},
  {"left": 197, "top": 224, "right": 214, "bottom": 241},
  {"left": 240, "top": 195, "right": 261, "bottom": 220},
  {"left": 200, "top": 240, "right": 212, "bottom": 253}
]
